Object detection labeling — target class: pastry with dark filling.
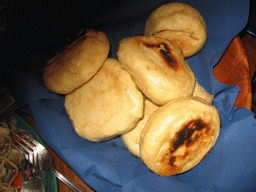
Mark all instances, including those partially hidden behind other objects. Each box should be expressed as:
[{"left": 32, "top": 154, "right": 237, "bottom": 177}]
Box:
[
  {"left": 140, "top": 97, "right": 220, "bottom": 176},
  {"left": 117, "top": 35, "right": 196, "bottom": 106}
]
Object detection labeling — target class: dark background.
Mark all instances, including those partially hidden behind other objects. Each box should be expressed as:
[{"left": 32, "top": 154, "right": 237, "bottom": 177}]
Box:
[{"left": 0, "top": 0, "right": 120, "bottom": 85}]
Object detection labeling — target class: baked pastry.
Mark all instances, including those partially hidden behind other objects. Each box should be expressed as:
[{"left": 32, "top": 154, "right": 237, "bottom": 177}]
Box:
[
  {"left": 117, "top": 35, "right": 196, "bottom": 106},
  {"left": 43, "top": 29, "right": 110, "bottom": 94},
  {"left": 64, "top": 58, "right": 144, "bottom": 142},
  {"left": 121, "top": 99, "right": 159, "bottom": 157},
  {"left": 140, "top": 97, "right": 220, "bottom": 176},
  {"left": 144, "top": 2, "right": 207, "bottom": 58},
  {"left": 193, "top": 80, "right": 214, "bottom": 104}
]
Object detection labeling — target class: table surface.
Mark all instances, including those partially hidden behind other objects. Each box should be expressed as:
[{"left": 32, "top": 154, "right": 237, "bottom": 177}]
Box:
[
  {"left": 241, "top": 33, "right": 256, "bottom": 114},
  {"left": 17, "top": 32, "right": 256, "bottom": 192}
]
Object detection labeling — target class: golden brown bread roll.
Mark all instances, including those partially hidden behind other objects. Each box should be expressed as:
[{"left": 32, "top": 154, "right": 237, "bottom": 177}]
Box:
[
  {"left": 64, "top": 58, "right": 144, "bottom": 142},
  {"left": 121, "top": 99, "right": 159, "bottom": 157},
  {"left": 140, "top": 97, "right": 220, "bottom": 176},
  {"left": 144, "top": 2, "right": 207, "bottom": 58},
  {"left": 43, "top": 29, "right": 110, "bottom": 94},
  {"left": 117, "top": 35, "right": 196, "bottom": 106}
]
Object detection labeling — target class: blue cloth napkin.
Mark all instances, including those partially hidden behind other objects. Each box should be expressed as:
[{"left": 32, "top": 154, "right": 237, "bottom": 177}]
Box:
[{"left": 12, "top": 0, "right": 256, "bottom": 191}]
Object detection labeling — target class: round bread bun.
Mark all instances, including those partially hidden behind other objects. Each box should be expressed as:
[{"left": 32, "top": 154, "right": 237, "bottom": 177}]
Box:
[
  {"left": 144, "top": 2, "right": 207, "bottom": 58},
  {"left": 121, "top": 99, "right": 159, "bottom": 157},
  {"left": 193, "top": 80, "right": 214, "bottom": 105},
  {"left": 64, "top": 58, "right": 144, "bottom": 142},
  {"left": 117, "top": 35, "right": 196, "bottom": 106},
  {"left": 140, "top": 97, "right": 220, "bottom": 176},
  {"left": 43, "top": 29, "right": 110, "bottom": 94}
]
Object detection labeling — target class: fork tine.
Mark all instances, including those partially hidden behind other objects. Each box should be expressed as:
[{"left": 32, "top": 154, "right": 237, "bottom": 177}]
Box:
[
  {"left": 11, "top": 130, "right": 42, "bottom": 168},
  {"left": 33, "top": 151, "right": 39, "bottom": 167},
  {"left": 11, "top": 132, "right": 35, "bottom": 164},
  {"left": 29, "top": 153, "right": 34, "bottom": 165},
  {"left": 14, "top": 129, "right": 41, "bottom": 147},
  {"left": 11, "top": 131, "right": 35, "bottom": 151},
  {"left": 11, "top": 128, "right": 44, "bottom": 149},
  {"left": 11, "top": 134, "right": 33, "bottom": 153},
  {"left": 10, "top": 141, "right": 26, "bottom": 156},
  {"left": 10, "top": 141, "right": 31, "bottom": 165}
]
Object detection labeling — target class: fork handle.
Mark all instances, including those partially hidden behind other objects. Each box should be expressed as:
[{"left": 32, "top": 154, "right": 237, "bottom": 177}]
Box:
[{"left": 50, "top": 168, "right": 85, "bottom": 192}]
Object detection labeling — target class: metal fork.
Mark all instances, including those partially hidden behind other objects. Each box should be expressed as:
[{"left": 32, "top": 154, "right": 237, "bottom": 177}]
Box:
[
  {"left": 21, "top": 161, "right": 45, "bottom": 192},
  {"left": 11, "top": 130, "right": 85, "bottom": 192}
]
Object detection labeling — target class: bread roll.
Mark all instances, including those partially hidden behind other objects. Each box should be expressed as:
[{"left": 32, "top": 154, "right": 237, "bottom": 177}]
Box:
[
  {"left": 64, "top": 58, "right": 144, "bottom": 142},
  {"left": 121, "top": 99, "right": 159, "bottom": 157},
  {"left": 193, "top": 80, "right": 214, "bottom": 105},
  {"left": 43, "top": 29, "right": 110, "bottom": 94},
  {"left": 140, "top": 97, "right": 220, "bottom": 176},
  {"left": 117, "top": 35, "right": 196, "bottom": 106},
  {"left": 144, "top": 2, "right": 207, "bottom": 58}
]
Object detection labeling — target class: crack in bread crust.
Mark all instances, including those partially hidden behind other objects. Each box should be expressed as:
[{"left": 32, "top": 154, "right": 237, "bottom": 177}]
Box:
[{"left": 154, "top": 29, "right": 200, "bottom": 41}]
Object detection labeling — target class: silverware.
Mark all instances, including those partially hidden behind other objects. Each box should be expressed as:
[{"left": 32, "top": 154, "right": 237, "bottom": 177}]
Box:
[
  {"left": 21, "top": 161, "right": 45, "bottom": 192},
  {"left": 11, "top": 129, "right": 85, "bottom": 192}
]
